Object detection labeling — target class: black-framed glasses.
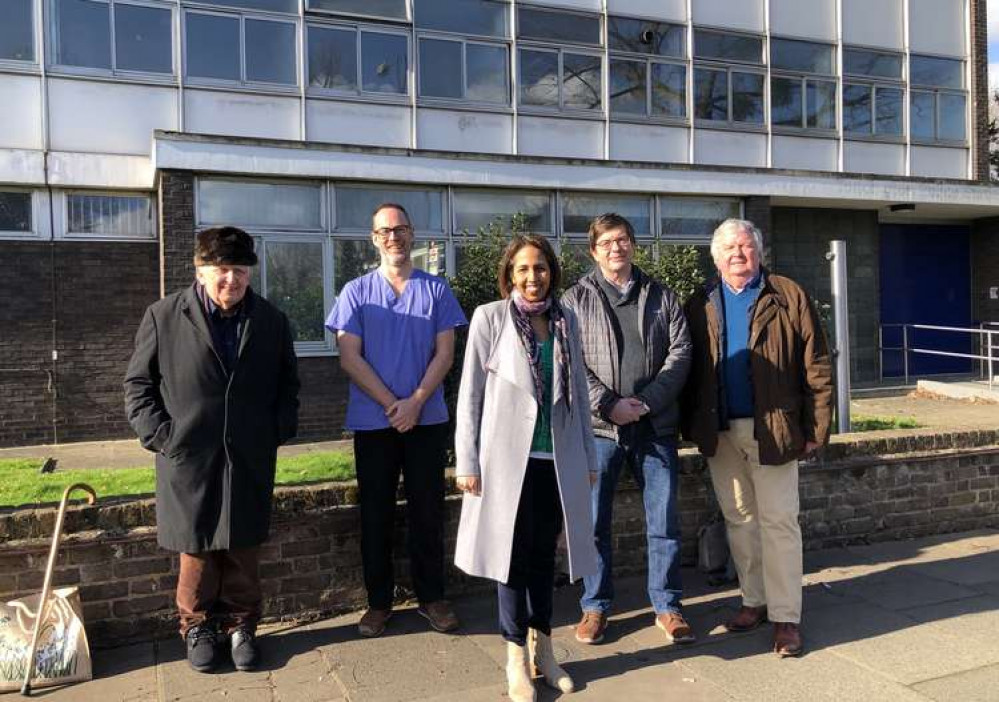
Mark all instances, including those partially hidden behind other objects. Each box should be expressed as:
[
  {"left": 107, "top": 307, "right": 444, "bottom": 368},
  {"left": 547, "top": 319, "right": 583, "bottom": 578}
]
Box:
[{"left": 373, "top": 225, "right": 413, "bottom": 239}]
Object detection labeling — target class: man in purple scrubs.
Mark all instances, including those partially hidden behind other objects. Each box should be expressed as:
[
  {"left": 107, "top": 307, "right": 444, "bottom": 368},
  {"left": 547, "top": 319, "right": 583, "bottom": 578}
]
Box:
[{"left": 326, "top": 202, "right": 467, "bottom": 638}]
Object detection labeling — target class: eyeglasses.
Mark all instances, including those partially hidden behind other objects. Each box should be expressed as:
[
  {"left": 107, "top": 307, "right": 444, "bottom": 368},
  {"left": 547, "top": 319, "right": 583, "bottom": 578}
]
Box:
[
  {"left": 373, "top": 225, "right": 413, "bottom": 240},
  {"left": 594, "top": 236, "right": 633, "bottom": 252}
]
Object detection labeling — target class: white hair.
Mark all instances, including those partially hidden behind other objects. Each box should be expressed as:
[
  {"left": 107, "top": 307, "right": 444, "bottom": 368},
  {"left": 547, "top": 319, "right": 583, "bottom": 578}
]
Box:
[{"left": 710, "top": 218, "right": 764, "bottom": 264}]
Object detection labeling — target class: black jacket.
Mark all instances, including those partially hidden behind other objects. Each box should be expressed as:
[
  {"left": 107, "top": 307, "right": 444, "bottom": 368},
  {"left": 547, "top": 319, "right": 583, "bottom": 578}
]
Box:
[
  {"left": 124, "top": 285, "right": 300, "bottom": 553},
  {"left": 562, "top": 267, "right": 692, "bottom": 440}
]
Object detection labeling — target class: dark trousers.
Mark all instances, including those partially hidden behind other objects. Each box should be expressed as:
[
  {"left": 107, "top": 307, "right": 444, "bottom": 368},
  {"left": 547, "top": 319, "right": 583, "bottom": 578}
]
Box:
[
  {"left": 354, "top": 423, "right": 448, "bottom": 610},
  {"left": 176, "top": 546, "right": 262, "bottom": 636},
  {"left": 498, "top": 458, "right": 564, "bottom": 646}
]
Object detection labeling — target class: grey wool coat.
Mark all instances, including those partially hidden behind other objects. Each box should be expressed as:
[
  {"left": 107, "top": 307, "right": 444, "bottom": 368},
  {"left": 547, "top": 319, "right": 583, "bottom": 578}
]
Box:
[
  {"left": 454, "top": 299, "right": 599, "bottom": 584},
  {"left": 123, "top": 285, "right": 300, "bottom": 553}
]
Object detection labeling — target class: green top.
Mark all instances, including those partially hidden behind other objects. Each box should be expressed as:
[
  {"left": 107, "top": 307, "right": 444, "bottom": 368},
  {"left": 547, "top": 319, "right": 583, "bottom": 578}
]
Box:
[{"left": 530, "top": 336, "right": 555, "bottom": 455}]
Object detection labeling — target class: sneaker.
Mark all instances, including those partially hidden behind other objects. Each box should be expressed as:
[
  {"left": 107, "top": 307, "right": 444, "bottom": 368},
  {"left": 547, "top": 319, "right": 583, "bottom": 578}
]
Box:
[
  {"left": 773, "top": 622, "right": 803, "bottom": 657},
  {"left": 358, "top": 608, "right": 392, "bottom": 638},
  {"left": 417, "top": 600, "right": 460, "bottom": 633},
  {"left": 724, "top": 605, "right": 768, "bottom": 633},
  {"left": 655, "top": 611, "right": 696, "bottom": 644},
  {"left": 185, "top": 623, "right": 221, "bottom": 673},
  {"left": 230, "top": 627, "right": 260, "bottom": 671},
  {"left": 574, "top": 611, "right": 608, "bottom": 644}
]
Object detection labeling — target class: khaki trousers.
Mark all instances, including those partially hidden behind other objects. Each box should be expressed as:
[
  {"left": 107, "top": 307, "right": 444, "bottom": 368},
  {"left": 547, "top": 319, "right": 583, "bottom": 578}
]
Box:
[{"left": 707, "top": 418, "right": 802, "bottom": 623}]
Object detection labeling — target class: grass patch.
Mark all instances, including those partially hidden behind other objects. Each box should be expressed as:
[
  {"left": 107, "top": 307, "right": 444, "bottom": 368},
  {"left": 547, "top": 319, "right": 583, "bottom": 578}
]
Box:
[
  {"left": 850, "top": 415, "right": 921, "bottom": 432},
  {"left": 0, "top": 451, "right": 355, "bottom": 509}
]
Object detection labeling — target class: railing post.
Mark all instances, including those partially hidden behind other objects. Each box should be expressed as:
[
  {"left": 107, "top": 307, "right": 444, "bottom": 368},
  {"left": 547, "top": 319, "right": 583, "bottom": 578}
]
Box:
[
  {"left": 877, "top": 326, "right": 883, "bottom": 383},
  {"left": 903, "top": 325, "right": 909, "bottom": 386},
  {"left": 989, "top": 329, "right": 995, "bottom": 392},
  {"left": 828, "top": 241, "right": 851, "bottom": 433}
]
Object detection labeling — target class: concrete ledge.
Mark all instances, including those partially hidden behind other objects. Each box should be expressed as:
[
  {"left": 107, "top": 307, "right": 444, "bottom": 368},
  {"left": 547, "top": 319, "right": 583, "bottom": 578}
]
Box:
[{"left": 917, "top": 379, "right": 999, "bottom": 402}]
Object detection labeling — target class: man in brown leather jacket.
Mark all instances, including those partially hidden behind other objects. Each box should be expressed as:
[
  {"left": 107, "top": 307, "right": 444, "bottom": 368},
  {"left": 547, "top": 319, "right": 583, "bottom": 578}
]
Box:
[{"left": 682, "top": 218, "right": 832, "bottom": 657}]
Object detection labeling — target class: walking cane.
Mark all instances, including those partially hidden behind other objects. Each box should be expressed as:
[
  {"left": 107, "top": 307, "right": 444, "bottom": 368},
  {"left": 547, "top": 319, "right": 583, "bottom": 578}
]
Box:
[{"left": 20, "top": 483, "right": 97, "bottom": 697}]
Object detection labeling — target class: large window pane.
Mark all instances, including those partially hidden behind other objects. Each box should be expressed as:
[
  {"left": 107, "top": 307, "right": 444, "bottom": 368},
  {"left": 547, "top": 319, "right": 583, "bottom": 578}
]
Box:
[
  {"left": 411, "top": 239, "right": 447, "bottom": 277},
  {"left": 843, "top": 83, "right": 872, "bottom": 134},
  {"left": 466, "top": 43, "right": 508, "bottom": 103},
  {"left": 308, "top": 0, "right": 406, "bottom": 20},
  {"left": 198, "top": 0, "right": 297, "bottom": 12},
  {"left": 67, "top": 194, "right": 154, "bottom": 237},
  {"left": 519, "top": 49, "right": 559, "bottom": 107},
  {"left": 610, "top": 59, "right": 646, "bottom": 116},
  {"left": 910, "top": 55, "right": 963, "bottom": 89},
  {"left": 265, "top": 242, "right": 325, "bottom": 343},
  {"left": 335, "top": 186, "right": 443, "bottom": 232},
  {"left": 562, "top": 193, "right": 651, "bottom": 235},
  {"left": 843, "top": 48, "right": 902, "bottom": 79},
  {"left": 245, "top": 19, "right": 296, "bottom": 84},
  {"left": 308, "top": 25, "right": 357, "bottom": 91},
  {"left": 607, "top": 16, "right": 683, "bottom": 57},
  {"left": 910, "top": 91, "right": 935, "bottom": 140},
  {"left": 334, "top": 240, "right": 379, "bottom": 294},
  {"left": 115, "top": 4, "right": 172, "bottom": 73},
  {"left": 199, "top": 180, "right": 323, "bottom": 229},
  {"left": 732, "top": 72, "right": 764, "bottom": 123},
  {"left": 875, "top": 86, "right": 903, "bottom": 135},
  {"left": 807, "top": 80, "right": 836, "bottom": 129},
  {"left": 454, "top": 189, "right": 550, "bottom": 234},
  {"left": 56, "top": 0, "right": 111, "bottom": 69},
  {"left": 939, "top": 93, "right": 967, "bottom": 141},
  {"left": 694, "top": 68, "right": 727, "bottom": 120},
  {"left": 361, "top": 32, "right": 407, "bottom": 93},
  {"left": 651, "top": 63, "right": 685, "bottom": 117},
  {"left": 517, "top": 7, "right": 601, "bottom": 46},
  {"left": 661, "top": 198, "right": 740, "bottom": 241},
  {"left": 415, "top": 0, "right": 508, "bottom": 38},
  {"left": 0, "top": 192, "right": 31, "bottom": 232},
  {"left": 771, "top": 38, "right": 833, "bottom": 74},
  {"left": 186, "top": 13, "right": 240, "bottom": 81},
  {"left": 0, "top": 0, "right": 34, "bottom": 62},
  {"left": 419, "top": 38, "right": 462, "bottom": 98},
  {"left": 694, "top": 30, "right": 762, "bottom": 63},
  {"left": 771, "top": 77, "right": 802, "bottom": 127},
  {"left": 563, "top": 53, "right": 601, "bottom": 110}
]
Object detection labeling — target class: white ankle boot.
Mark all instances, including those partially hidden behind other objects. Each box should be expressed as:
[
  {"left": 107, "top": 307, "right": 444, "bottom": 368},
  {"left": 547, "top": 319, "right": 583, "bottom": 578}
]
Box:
[
  {"left": 506, "top": 641, "right": 536, "bottom": 702},
  {"left": 529, "top": 628, "right": 576, "bottom": 693}
]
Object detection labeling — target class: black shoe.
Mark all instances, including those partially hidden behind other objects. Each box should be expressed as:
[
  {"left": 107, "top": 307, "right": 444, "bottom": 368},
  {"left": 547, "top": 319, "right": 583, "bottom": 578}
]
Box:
[
  {"left": 185, "top": 624, "right": 221, "bottom": 673},
  {"left": 230, "top": 627, "right": 260, "bottom": 672}
]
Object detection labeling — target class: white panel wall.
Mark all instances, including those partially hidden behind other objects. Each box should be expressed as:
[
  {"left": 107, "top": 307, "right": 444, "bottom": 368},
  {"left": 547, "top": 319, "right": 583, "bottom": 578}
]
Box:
[
  {"left": 186, "top": 90, "right": 299, "bottom": 142},
  {"left": 842, "top": 0, "right": 903, "bottom": 50},
  {"left": 772, "top": 136, "right": 838, "bottom": 171},
  {"left": 48, "top": 79, "right": 176, "bottom": 155},
  {"left": 843, "top": 141, "right": 905, "bottom": 175},
  {"left": 416, "top": 109, "right": 512, "bottom": 155},
  {"left": 769, "top": 0, "right": 837, "bottom": 41},
  {"left": 607, "top": 0, "right": 686, "bottom": 22},
  {"left": 692, "top": 0, "right": 765, "bottom": 32},
  {"left": 609, "top": 123, "right": 688, "bottom": 164},
  {"left": 517, "top": 116, "right": 603, "bottom": 159},
  {"left": 0, "top": 75, "right": 43, "bottom": 150},
  {"left": 306, "top": 100, "right": 411, "bottom": 148},
  {"left": 694, "top": 130, "right": 766, "bottom": 168},
  {"left": 909, "top": 0, "right": 966, "bottom": 57},
  {"left": 911, "top": 146, "right": 968, "bottom": 178}
]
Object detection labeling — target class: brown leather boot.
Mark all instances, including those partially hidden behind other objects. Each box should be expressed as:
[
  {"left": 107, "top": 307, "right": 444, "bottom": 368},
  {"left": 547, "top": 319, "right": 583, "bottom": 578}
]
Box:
[
  {"left": 773, "top": 622, "right": 803, "bottom": 657},
  {"left": 724, "top": 605, "right": 767, "bottom": 632}
]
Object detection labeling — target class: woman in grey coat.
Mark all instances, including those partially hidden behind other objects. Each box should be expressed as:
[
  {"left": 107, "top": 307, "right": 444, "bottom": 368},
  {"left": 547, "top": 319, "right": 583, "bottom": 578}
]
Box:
[{"left": 454, "top": 234, "right": 598, "bottom": 702}]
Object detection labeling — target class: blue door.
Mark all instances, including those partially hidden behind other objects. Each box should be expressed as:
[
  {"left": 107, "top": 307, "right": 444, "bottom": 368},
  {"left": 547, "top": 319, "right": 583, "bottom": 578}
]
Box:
[{"left": 879, "top": 224, "right": 972, "bottom": 377}]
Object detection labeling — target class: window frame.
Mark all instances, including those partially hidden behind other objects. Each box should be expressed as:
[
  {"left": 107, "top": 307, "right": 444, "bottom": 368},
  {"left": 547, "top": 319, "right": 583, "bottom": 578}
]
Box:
[
  {"left": 305, "top": 19, "right": 411, "bottom": 102},
  {"left": 304, "top": 0, "right": 409, "bottom": 23},
  {"left": 0, "top": 189, "right": 47, "bottom": 241},
  {"left": 692, "top": 27, "right": 765, "bottom": 66},
  {"left": 183, "top": 7, "right": 299, "bottom": 91},
  {"left": 768, "top": 36, "right": 838, "bottom": 136},
  {"left": 48, "top": 0, "right": 176, "bottom": 81},
  {"left": 196, "top": 176, "right": 327, "bottom": 232},
  {"left": 693, "top": 64, "right": 767, "bottom": 130},
  {"left": 515, "top": 5, "right": 603, "bottom": 49},
  {"left": 607, "top": 16, "right": 687, "bottom": 125},
  {"left": 58, "top": 190, "right": 157, "bottom": 242},
  {"left": 908, "top": 53, "right": 968, "bottom": 147},
  {"left": 416, "top": 32, "right": 511, "bottom": 108},
  {"left": 0, "top": 0, "right": 38, "bottom": 70},
  {"left": 517, "top": 44, "right": 604, "bottom": 116}
]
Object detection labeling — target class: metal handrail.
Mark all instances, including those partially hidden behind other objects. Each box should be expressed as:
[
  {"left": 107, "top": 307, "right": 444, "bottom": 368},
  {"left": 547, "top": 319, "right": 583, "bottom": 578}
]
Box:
[{"left": 877, "top": 323, "right": 998, "bottom": 390}]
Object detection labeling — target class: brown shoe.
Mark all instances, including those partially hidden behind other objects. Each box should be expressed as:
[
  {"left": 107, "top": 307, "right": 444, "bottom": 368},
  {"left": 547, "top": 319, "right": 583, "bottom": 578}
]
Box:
[
  {"left": 724, "top": 605, "right": 768, "bottom": 632},
  {"left": 655, "top": 611, "right": 696, "bottom": 644},
  {"left": 418, "top": 600, "right": 460, "bottom": 633},
  {"left": 773, "top": 622, "right": 803, "bottom": 657},
  {"left": 358, "top": 608, "right": 392, "bottom": 638},
  {"left": 574, "top": 611, "right": 608, "bottom": 644}
]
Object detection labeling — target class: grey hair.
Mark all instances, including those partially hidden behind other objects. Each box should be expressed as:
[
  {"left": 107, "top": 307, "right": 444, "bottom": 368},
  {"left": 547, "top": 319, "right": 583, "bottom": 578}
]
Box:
[{"left": 710, "top": 218, "right": 764, "bottom": 264}]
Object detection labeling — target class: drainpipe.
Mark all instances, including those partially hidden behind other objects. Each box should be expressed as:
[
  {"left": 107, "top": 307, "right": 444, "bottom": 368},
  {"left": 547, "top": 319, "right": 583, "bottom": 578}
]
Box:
[
  {"left": 828, "top": 240, "right": 851, "bottom": 433},
  {"left": 40, "top": 0, "right": 59, "bottom": 443}
]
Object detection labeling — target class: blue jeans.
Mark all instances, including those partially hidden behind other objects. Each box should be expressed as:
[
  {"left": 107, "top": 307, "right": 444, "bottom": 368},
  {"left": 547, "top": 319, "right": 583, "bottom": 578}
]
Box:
[{"left": 580, "top": 436, "right": 683, "bottom": 615}]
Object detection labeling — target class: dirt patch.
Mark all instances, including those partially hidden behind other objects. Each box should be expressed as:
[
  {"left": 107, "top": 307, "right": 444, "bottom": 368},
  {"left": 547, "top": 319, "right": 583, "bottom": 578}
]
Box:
[
  {"left": 908, "top": 388, "right": 999, "bottom": 405},
  {"left": 851, "top": 391, "right": 999, "bottom": 431}
]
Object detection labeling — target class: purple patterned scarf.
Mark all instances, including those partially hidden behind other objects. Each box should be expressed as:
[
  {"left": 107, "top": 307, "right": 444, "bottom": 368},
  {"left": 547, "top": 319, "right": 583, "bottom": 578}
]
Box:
[{"left": 510, "top": 291, "right": 572, "bottom": 410}]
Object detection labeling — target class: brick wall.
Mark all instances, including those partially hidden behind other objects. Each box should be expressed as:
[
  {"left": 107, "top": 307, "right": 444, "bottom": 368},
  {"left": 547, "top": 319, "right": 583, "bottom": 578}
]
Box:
[
  {"left": 971, "top": 0, "right": 990, "bottom": 182},
  {"left": 971, "top": 218, "right": 999, "bottom": 326},
  {"left": 0, "top": 241, "right": 159, "bottom": 447},
  {"left": 2, "top": 430, "right": 996, "bottom": 649},
  {"left": 159, "top": 171, "right": 196, "bottom": 298},
  {"left": 743, "top": 196, "right": 773, "bottom": 267}
]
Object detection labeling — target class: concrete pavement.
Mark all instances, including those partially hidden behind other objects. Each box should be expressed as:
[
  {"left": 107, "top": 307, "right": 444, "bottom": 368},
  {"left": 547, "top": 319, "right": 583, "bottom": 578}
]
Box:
[{"left": 28, "top": 529, "right": 999, "bottom": 702}]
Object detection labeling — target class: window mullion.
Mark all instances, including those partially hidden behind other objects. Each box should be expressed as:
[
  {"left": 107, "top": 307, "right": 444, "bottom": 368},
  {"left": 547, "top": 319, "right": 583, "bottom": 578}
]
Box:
[
  {"left": 460, "top": 39, "right": 467, "bottom": 100},
  {"left": 108, "top": 0, "right": 117, "bottom": 73},
  {"left": 726, "top": 67, "right": 733, "bottom": 122},
  {"left": 355, "top": 26, "right": 363, "bottom": 93},
  {"left": 557, "top": 48, "right": 564, "bottom": 110}
]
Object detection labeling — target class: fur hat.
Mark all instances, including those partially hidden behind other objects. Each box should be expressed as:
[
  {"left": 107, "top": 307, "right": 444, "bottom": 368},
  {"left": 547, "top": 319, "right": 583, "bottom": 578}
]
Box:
[{"left": 193, "top": 226, "right": 258, "bottom": 267}]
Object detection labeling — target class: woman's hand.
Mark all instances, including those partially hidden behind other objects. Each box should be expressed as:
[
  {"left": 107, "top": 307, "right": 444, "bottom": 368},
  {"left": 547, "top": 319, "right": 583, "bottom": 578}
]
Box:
[
  {"left": 589, "top": 471, "right": 598, "bottom": 487},
  {"left": 456, "top": 476, "right": 481, "bottom": 496}
]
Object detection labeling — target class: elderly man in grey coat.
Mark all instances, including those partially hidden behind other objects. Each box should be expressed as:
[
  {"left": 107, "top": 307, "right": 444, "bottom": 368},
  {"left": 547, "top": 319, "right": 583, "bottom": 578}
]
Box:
[{"left": 124, "top": 226, "right": 299, "bottom": 674}]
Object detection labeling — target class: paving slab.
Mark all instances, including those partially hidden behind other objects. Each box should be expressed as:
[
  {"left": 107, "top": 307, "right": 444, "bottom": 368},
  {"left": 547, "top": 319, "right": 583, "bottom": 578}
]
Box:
[
  {"left": 29, "top": 641, "right": 158, "bottom": 702},
  {"left": 911, "top": 663, "right": 999, "bottom": 702}
]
